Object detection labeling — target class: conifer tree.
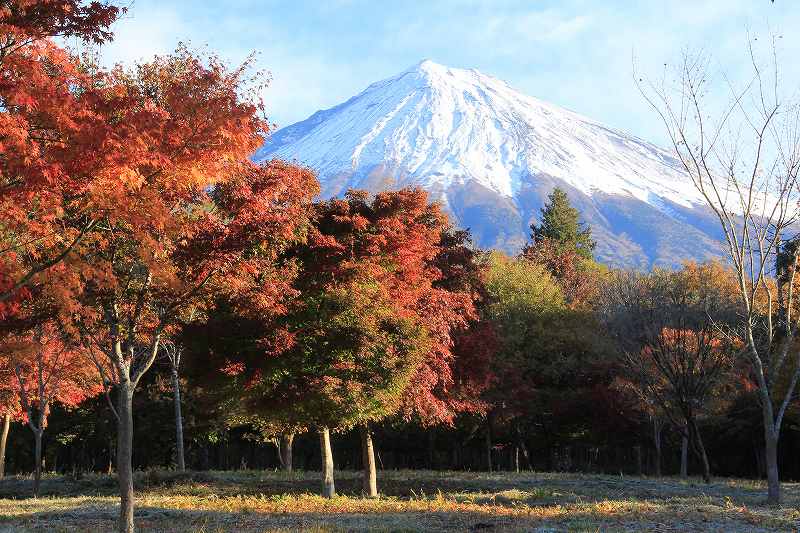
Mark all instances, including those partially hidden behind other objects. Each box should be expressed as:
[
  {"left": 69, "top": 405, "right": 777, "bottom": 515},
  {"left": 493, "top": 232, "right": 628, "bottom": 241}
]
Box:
[{"left": 529, "top": 188, "right": 595, "bottom": 259}]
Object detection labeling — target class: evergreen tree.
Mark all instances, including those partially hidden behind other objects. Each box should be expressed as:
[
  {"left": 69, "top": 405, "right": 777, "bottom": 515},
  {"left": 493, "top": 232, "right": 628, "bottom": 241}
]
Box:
[{"left": 529, "top": 188, "right": 595, "bottom": 259}]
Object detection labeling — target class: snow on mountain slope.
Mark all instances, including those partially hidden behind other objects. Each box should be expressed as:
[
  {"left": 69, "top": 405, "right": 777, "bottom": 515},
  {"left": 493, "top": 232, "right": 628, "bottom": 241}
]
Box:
[{"left": 255, "top": 60, "right": 725, "bottom": 268}]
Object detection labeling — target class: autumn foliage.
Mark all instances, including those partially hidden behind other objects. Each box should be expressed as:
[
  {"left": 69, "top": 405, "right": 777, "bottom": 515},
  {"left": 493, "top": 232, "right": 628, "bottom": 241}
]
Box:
[
  {"left": 194, "top": 189, "right": 490, "bottom": 431},
  {"left": 0, "top": 1, "right": 121, "bottom": 310},
  {"left": 3, "top": 1, "right": 799, "bottom": 527},
  {"left": 7, "top": 323, "right": 100, "bottom": 417}
]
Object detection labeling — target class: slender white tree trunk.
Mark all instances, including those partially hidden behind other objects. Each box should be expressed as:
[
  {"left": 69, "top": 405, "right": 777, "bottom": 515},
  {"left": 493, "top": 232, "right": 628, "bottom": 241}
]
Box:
[
  {"left": 360, "top": 424, "right": 377, "bottom": 497},
  {"left": 171, "top": 369, "right": 185, "bottom": 472},
  {"left": 319, "top": 427, "right": 335, "bottom": 498},
  {"left": 0, "top": 411, "right": 10, "bottom": 478},
  {"left": 117, "top": 380, "right": 135, "bottom": 533}
]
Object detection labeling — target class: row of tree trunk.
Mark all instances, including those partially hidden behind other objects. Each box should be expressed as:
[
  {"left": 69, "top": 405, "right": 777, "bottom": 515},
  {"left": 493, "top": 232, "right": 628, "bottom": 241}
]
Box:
[
  {"left": 317, "top": 425, "right": 378, "bottom": 498},
  {"left": 0, "top": 410, "right": 721, "bottom": 491},
  {"left": 311, "top": 419, "right": 706, "bottom": 500},
  {"left": 0, "top": 400, "right": 763, "bottom": 502}
]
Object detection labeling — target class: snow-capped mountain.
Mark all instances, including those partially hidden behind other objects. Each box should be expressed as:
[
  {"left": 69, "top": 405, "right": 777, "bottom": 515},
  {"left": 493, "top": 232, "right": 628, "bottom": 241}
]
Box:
[{"left": 255, "top": 60, "right": 726, "bottom": 268}]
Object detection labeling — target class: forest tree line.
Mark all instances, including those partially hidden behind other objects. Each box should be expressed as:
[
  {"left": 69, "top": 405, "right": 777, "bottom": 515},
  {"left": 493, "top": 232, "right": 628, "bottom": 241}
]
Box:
[{"left": 2, "top": 2, "right": 800, "bottom": 532}]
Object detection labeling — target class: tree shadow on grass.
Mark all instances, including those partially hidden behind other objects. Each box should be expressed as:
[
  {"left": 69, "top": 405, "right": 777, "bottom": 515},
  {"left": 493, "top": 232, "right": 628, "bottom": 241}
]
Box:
[
  {"left": 1, "top": 501, "right": 795, "bottom": 533},
  {"left": 1, "top": 470, "right": 796, "bottom": 501}
]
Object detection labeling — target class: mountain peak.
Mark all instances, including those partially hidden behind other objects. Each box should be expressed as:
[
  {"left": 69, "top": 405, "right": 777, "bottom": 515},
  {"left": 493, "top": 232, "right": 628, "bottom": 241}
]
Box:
[
  {"left": 259, "top": 61, "right": 696, "bottom": 204},
  {"left": 397, "top": 59, "right": 496, "bottom": 90},
  {"left": 406, "top": 58, "right": 454, "bottom": 74},
  {"left": 255, "top": 62, "right": 722, "bottom": 267},
  {"left": 413, "top": 58, "right": 438, "bottom": 70}
]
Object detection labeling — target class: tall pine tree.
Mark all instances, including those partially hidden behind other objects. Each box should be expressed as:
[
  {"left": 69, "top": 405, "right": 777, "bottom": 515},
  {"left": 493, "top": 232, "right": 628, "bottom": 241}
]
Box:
[{"left": 529, "top": 188, "right": 595, "bottom": 259}]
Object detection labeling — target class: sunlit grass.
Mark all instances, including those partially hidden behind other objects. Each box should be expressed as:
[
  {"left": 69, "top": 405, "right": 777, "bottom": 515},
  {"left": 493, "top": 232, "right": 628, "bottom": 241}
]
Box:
[{"left": 0, "top": 470, "right": 796, "bottom": 532}]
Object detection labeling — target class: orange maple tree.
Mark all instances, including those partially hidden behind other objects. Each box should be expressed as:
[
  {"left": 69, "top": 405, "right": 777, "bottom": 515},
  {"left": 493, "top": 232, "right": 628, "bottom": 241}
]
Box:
[
  {"left": 2, "top": 3, "right": 321, "bottom": 525},
  {"left": 53, "top": 46, "right": 319, "bottom": 531},
  {"left": 0, "top": 1, "right": 122, "bottom": 309}
]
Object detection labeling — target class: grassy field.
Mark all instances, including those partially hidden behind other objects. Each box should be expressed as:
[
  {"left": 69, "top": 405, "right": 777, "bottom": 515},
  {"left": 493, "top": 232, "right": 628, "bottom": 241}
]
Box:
[{"left": 0, "top": 470, "right": 798, "bottom": 532}]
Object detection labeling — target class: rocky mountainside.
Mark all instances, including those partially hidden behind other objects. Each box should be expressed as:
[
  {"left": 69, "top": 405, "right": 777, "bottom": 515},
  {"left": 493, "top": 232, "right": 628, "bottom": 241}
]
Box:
[{"left": 255, "top": 60, "right": 725, "bottom": 268}]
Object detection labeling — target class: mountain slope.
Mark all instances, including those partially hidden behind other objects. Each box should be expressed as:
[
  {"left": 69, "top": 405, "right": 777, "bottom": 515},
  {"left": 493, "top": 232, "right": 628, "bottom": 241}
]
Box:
[{"left": 255, "top": 60, "right": 725, "bottom": 267}]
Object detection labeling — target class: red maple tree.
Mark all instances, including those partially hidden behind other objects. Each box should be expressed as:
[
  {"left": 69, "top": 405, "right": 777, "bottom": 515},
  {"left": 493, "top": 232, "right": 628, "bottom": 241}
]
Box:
[{"left": 3, "top": 321, "right": 100, "bottom": 495}]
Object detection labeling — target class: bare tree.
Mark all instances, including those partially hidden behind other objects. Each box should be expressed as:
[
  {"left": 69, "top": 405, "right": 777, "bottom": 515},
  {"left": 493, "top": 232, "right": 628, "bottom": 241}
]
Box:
[
  {"left": 604, "top": 266, "right": 737, "bottom": 483},
  {"left": 637, "top": 37, "right": 800, "bottom": 503},
  {"left": 629, "top": 326, "right": 733, "bottom": 483}
]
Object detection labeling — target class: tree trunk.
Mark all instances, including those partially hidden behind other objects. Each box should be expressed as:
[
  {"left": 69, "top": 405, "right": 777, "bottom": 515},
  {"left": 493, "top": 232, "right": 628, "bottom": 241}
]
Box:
[
  {"left": 515, "top": 426, "right": 532, "bottom": 471},
  {"left": 485, "top": 418, "right": 493, "bottom": 473},
  {"left": 117, "top": 382, "right": 135, "bottom": 533},
  {"left": 522, "top": 443, "right": 532, "bottom": 470},
  {"left": 279, "top": 433, "right": 294, "bottom": 473},
  {"left": 32, "top": 428, "right": 42, "bottom": 497},
  {"left": 200, "top": 444, "right": 209, "bottom": 471},
  {"left": 319, "top": 427, "right": 335, "bottom": 498},
  {"left": 764, "top": 429, "right": 781, "bottom": 504},
  {"left": 171, "top": 369, "right": 185, "bottom": 472},
  {"left": 0, "top": 411, "right": 10, "bottom": 479},
  {"left": 107, "top": 433, "right": 115, "bottom": 475},
  {"left": 753, "top": 441, "right": 765, "bottom": 478},
  {"left": 427, "top": 431, "right": 435, "bottom": 470},
  {"left": 360, "top": 424, "right": 377, "bottom": 497},
  {"left": 514, "top": 446, "right": 520, "bottom": 473},
  {"left": 680, "top": 433, "right": 688, "bottom": 478},
  {"left": 634, "top": 445, "right": 643, "bottom": 476},
  {"left": 652, "top": 418, "right": 662, "bottom": 478},
  {"left": 688, "top": 417, "right": 711, "bottom": 484}
]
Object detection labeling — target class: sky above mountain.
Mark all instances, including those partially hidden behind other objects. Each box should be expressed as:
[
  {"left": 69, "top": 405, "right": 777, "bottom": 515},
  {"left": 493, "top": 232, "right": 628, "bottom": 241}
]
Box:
[{"left": 92, "top": 1, "right": 799, "bottom": 145}]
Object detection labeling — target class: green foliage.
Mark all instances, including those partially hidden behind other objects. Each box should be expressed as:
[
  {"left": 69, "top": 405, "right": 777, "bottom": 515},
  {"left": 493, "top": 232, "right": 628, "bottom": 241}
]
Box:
[
  {"left": 530, "top": 188, "right": 595, "bottom": 259},
  {"left": 482, "top": 253, "right": 564, "bottom": 396},
  {"left": 262, "top": 280, "right": 428, "bottom": 431},
  {"left": 483, "top": 252, "right": 564, "bottom": 329},
  {"left": 482, "top": 252, "right": 615, "bottom": 435}
]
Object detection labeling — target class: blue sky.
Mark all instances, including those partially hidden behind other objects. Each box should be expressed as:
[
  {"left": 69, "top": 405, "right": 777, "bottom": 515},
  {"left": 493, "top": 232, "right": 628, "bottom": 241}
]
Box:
[{"left": 93, "top": 0, "right": 800, "bottom": 145}]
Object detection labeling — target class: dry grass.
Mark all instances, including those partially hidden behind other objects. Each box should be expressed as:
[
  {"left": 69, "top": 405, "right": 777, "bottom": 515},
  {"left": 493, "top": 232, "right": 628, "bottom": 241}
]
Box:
[{"left": 0, "top": 470, "right": 798, "bottom": 532}]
